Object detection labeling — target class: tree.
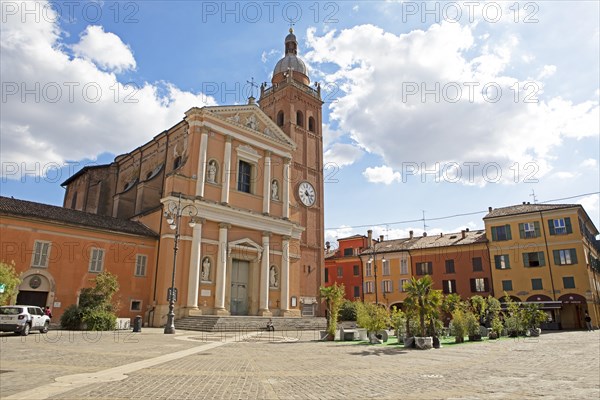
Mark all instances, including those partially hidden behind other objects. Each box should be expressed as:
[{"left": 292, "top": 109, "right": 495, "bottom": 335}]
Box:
[
  {"left": 356, "top": 301, "right": 390, "bottom": 343},
  {"left": 339, "top": 300, "right": 357, "bottom": 321},
  {"left": 0, "top": 261, "right": 21, "bottom": 305},
  {"left": 390, "top": 306, "right": 406, "bottom": 343},
  {"left": 320, "top": 283, "right": 345, "bottom": 339},
  {"left": 404, "top": 276, "right": 441, "bottom": 337},
  {"left": 470, "top": 295, "right": 487, "bottom": 324}
]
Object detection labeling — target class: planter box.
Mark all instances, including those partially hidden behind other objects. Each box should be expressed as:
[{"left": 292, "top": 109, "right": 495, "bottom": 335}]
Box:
[
  {"left": 404, "top": 336, "right": 415, "bottom": 348},
  {"left": 414, "top": 336, "right": 433, "bottom": 350},
  {"left": 468, "top": 334, "right": 482, "bottom": 341}
]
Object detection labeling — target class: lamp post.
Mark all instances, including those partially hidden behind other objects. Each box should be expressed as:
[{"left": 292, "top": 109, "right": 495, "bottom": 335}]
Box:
[{"left": 163, "top": 193, "right": 199, "bottom": 334}]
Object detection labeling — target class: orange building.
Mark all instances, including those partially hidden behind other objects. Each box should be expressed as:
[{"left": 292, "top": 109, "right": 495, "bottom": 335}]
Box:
[
  {"left": 323, "top": 235, "right": 371, "bottom": 301},
  {"left": 0, "top": 197, "right": 157, "bottom": 322},
  {"left": 485, "top": 203, "right": 600, "bottom": 329}
]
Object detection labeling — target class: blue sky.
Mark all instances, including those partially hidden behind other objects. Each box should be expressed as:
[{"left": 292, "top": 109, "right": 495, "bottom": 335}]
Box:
[{"left": 1, "top": 1, "right": 599, "bottom": 245}]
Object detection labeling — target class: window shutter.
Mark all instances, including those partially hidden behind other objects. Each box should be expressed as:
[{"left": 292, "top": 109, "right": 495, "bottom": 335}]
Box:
[
  {"left": 491, "top": 227, "right": 498, "bottom": 241},
  {"left": 538, "top": 252, "right": 546, "bottom": 266},
  {"left": 470, "top": 279, "right": 476, "bottom": 292},
  {"left": 33, "top": 242, "right": 41, "bottom": 266},
  {"left": 505, "top": 225, "right": 512, "bottom": 240},
  {"left": 522, "top": 253, "right": 530, "bottom": 267},
  {"left": 505, "top": 255, "right": 511, "bottom": 269},
  {"left": 519, "top": 223, "right": 525, "bottom": 239},
  {"left": 548, "top": 219, "right": 555, "bottom": 235},
  {"left": 565, "top": 217, "right": 572, "bottom": 234},
  {"left": 570, "top": 249, "right": 578, "bottom": 264},
  {"left": 494, "top": 255, "right": 500, "bottom": 269},
  {"left": 534, "top": 221, "right": 541, "bottom": 237},
  {"left": 41, "top": 243, "right": 49, "bottom": 266},
  {"left": 553, "top": 250, "right": 560, "bottom": 265},
  {"left": 484, "top": 278, "right": 489, "bottom": 292}
]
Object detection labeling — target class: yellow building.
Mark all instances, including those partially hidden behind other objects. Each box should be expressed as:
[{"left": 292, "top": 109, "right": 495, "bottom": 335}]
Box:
[{"left": 484, "top": 203, "right": 600, "bottom": 329}]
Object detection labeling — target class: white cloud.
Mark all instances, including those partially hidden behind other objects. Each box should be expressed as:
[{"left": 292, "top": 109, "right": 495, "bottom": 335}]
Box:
[
  {"left": 580, "top": 158, "right": 598, "bottom": 168},
  {"left": 324, "top": 143, "right": 363, "bottom": 168},
  {"left": 578, "top": 194, "right": 599, "bottom": 222},
  {"left": 1, "top": 1, "right": 217, "bottom": 177},
  {"left": 553, "top": 171, "right": 576, "bottom": 180},
  {"left": 363, "top": 165, "right": 401, "bottom": 185},
  {"left": 537, "top": 65, "right": 557, "bottom": 80},
  {"left": 304, "top": 23, "right": 599, "bottom": 186},
  {"left": 71, "top": 25, "right": 136, "bottom": 73}
]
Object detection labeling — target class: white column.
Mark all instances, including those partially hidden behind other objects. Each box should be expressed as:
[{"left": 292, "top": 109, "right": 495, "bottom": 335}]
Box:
[
  {"left": 281, "top": 236, "right": 290, "bottom": 313},
  {"left": 259, "top": 232, "right": 271, "bottom": 315},
  {"left": 283, "top": 158, "right": 290, "bottom": 219},
  {"left": 196, "top": 132, "right": 209, "bottom": 197},
  {"left": 262, "top": 152, "right": 271, "bottom": 214},
  {"left": 214, "top": 223, "right": 230, "bottom": 313},
  {"left": 221, "top": 136, "right": 232, "bottom": 204},
  {"left": 186, "top": 220, "right": 204, "bottom": 308}
]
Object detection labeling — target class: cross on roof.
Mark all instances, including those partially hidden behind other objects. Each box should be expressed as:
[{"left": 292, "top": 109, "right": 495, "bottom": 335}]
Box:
[{"left": 246, "top": 77, "right": 258, "bottom": 98}]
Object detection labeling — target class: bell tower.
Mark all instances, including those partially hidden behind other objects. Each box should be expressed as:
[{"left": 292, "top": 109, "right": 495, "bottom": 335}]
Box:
[{"left": 259, "top": 29, "right": 324, "bottom": 312}]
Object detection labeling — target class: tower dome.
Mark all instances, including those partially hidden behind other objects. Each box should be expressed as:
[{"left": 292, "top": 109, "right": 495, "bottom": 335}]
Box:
[{"left": 272, "top": 28, "right": 309, "bottom": 85}]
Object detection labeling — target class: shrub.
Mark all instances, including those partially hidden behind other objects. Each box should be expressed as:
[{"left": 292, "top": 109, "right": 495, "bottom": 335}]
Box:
[
  {"left": 60, "top": 304, "right": 83, "bottom": 330},
  {"left": 450, "top": 308, "right": 468, "bottom": 342},
  {"left": 390, "top": 306, "right": 406, "bottom": 342},
  {"left": 82, "top": 309, "right": 117, "bottom": 331},
  {"left": 491, "top": 315, "right": 503, "bottom": 336},
  {"left": 339, "top": 300, "right": 357, "bottom": 321},
  {"left": 356, "top": 302, "right": 390, "bottom": 335}
]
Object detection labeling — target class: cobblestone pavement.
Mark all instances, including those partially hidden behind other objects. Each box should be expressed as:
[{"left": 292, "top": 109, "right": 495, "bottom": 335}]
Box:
[{"left": 1, "top": 328, "right": 598, "bottom": 399}]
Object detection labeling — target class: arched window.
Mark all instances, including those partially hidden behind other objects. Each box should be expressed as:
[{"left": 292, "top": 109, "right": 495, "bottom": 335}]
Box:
[
  {"left": 296, "top": 110, "right": 304, "bottom": 127},
  {"left": 173, "top": 156, "right": 182, "bottom": 170},
  {"left": 277, "top": 111, "right": 284, "bottom": 126},
  {"left": 308, "top": 116, "right": 315, "bottom": 132}
]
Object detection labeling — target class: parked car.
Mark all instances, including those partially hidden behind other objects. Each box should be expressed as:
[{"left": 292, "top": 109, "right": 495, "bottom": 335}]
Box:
[{"left": 0, "top": 305, "right": 50, "bottom": 336}]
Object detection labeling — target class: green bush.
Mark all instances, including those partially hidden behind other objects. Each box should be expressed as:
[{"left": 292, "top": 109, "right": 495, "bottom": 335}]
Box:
[
  {"left": 82, "top": 309, "right": 117, "bottom": 331},
  {"left": 356, "top": 302, "right": 390, "bottom": 335},
  {"left": 60, "top": 304, "right": 83, "bottom": 330},
  {"left": 450, "top": 308, "right": 468, "bottom": 341},
  {"left": 339, "top": 300, "right": 357, "bottom": 321}
]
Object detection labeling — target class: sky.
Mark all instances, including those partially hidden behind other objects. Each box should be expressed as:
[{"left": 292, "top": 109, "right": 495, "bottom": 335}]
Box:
[{"left": 1, "top": 0, "right": 599, "bottom": 247}]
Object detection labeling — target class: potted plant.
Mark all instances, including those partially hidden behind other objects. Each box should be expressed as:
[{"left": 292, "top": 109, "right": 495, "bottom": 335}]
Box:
[
  {"left": 404, "top": 276, "right": 441, "bottom": 350},
  {"left": 489, "top": 315, "right": 503, "bottom": 339},
  {"left": 356, "top": 301, "right": 390, "bottom": 344},
  {"left": 466, "top": 310, "right": 482, "bottom": 341},
  {"left": 390, "top": 306, "right": 406, "bottom": 344},
  {"left": 523, "top": 303, "right": 547, "bottom": 337},
  {"left": 450, "top": 308, "right": 468, "bottom": 343},
  {"left": 503, "top": 294, "right": 524, "bottom": 337},
  {"left": 319, "top": 283, "right": 345, "bottom": 340}
]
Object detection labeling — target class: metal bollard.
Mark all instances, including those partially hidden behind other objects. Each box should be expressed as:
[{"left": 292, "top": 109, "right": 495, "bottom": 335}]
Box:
[{"left": 133, "top": 315, "right": 142, "bottom": 333}]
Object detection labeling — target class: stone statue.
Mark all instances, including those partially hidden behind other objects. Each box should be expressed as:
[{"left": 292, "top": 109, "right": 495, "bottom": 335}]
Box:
[
  {"left": 207, "top": 160, "right": 217, "bottom": 183},
  {"left": 271, "top": 180, "right": 279, "bottom": 200},
  {"left": 201, "top": 257, "right": 211, "bottom": 281},
  {"left": 245, "top": 114, "right": 258, "bottom": 130},
  {"left": 269, "top": 266, "right": 278, "bottom": 288}
]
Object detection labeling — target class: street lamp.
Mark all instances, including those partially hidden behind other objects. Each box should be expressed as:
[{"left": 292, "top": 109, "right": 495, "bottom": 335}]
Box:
[
  {"left": 369, "top": 249, "right": 385, "bottom": 305},
  {"left": 163, "top": 193, "right": 199, "bottom": 334}
]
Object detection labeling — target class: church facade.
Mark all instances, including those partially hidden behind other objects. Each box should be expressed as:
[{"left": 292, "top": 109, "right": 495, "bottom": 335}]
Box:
[{"left": 59, "top": 30, "right": 324, "bottom": 326}]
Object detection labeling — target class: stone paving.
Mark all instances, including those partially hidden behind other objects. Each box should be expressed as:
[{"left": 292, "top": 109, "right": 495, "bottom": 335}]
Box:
[{"left": 0, "top": 328, "right": 598, "bottom": 399}]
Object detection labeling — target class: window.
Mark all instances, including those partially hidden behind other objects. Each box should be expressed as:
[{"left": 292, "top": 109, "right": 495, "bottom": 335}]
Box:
[
  {"left": 399, "top": 279, "right": 409, "bottom": 292},
  {"left": 382, "top": 280, "right": 393, "bottom": 293},
  {"left": 494, "top": 254, "right": 511, "bottom": 269},
  {"left": 324, "top": 268, "right": 329, "bottom": 283},
  {"left": 562, "top": 276, "right": 575, "bottom": 289},
  {"left": 70, "top": 191, "right": 78, "bottom": 209},
  {"left": 519, "top": 222, "right": 540, "bottom": 239},
  {"left": 308, "top": 116, "right": 315, "bottom": 132},
  {"left": 364, "top": 281, "right": 374, "bottom": 293},
  {"left": 365, "top": 261, "right": 372, "bottom": 277},
  {"left": 470, "top": 278, "right": 489, "bottom": 293},
  {"left": 382, "top": 259, "right": 390, "bottom": 276},
  {"left": 31, "top": 241, "right": 51, "bottom": 268},
  {"left": 531, "top": 278, "right": 543, "bottom": 290},
  {"left": 173, "top": 156, "right": 182, "bottom": 170},
  {"left": 277, "top": 110, "right": 284, "bottom": 126},
  {"left": 491, "top": 225, "right": 512, "bottom": 241},
  {"left": 130, "top": 300, "right": 142, "bottom": 311},
  {"left": 502, "top": 280, "right": 513, "bottom": 291},
  {"left": 353, "top": 265, "right": 360, "bottom": 276},
  {"left": 89, "top": 248, "right": 104, "bottom": 273},
  {"left": 442, "top": 280, "right": 456, "bottom": 294},
  {"left": 549, "top": 218, "right": 572, "bottom": 235},
  {"left": 400, "top": 259, "right": 408, "bottom": 275},
  {"left": 472, "top": 257, "right": 483, "bottom": 272},
  {"left": 135, "top": 254, "right": 147, "bottom": 276},
  {"left": 523, "top": 251, "right": 545, "bottom": 267},
  {"left": 343, "top": 248, "right": 353, "bottom": 256},
  {"left": 445, "top": 259, "right": 455, "bottom": 274},
  {"left": 353, "top": 286, "right": 360, "bottom": 298},
  {"left": 296, "top": 110, "right": 304, "bottom": 127},
  {"left": 337, "top": 267, "right": 343, "bottom": 278},
  {"left": 553, "top": 249, "right": 578, "bottom": 265},
  {"left": 416, "top": 262, "right": 433, "bottom": 275},
  {"left": 237, "top": 160, "right": 253, "bottom": 193}
]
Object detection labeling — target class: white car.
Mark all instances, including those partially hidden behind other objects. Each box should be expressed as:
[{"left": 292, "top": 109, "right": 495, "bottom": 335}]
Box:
[{"left": 0, "top": 305, "right": 50, "bottom": 336}]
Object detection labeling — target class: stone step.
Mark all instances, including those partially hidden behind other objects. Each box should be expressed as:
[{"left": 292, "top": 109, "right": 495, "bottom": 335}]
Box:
[{"left": 174, "top": 316, "right": 327, "bottom": 332}]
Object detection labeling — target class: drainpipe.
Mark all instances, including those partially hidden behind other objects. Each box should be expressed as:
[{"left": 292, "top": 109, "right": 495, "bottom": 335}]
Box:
[{"left": 539, "top": 210, "right": 557, "bottom": 301}]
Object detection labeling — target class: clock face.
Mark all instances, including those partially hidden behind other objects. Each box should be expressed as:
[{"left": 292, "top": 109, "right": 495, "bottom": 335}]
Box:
[{"left": 298, "top": 181, "right": 316, "bottom": 207}]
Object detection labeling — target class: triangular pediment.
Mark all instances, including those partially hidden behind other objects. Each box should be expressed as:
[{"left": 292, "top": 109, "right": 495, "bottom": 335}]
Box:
[{"left": 201, "top": 105, "right": 296, "bottom": 150}]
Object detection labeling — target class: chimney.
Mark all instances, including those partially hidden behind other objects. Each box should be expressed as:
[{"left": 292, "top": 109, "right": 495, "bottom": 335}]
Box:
[
  {"left": 488, "top": 206, "right": 493, "bottom": 212},
  {"left": 461, "top": 230, "right": 466, "bottom": 239},
  {"left": 367, "top": 230, "right": 373, "bottom": 246},
  {"left": 523, "top": 201, "right": 526, "bottom": 205},
  {"left": 409, "top": 230, "right": 414, "bottom": 239},
  {"left": 466, "top": 228, "right": 469, "bottom": 232},
  {"left": 423, "top": 232, "right": 427, "bottom": 237},
  {"left": 440, "top": 232, "right": 443, "bottom": 237},
  {"left": 379, "top": 235, "right": 384, "bottom": 243},
  {"left": 325, "top": 241, "right": 330, "bottom": 252}
]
